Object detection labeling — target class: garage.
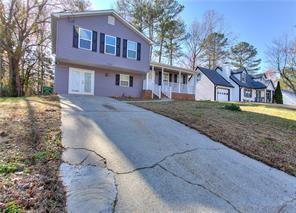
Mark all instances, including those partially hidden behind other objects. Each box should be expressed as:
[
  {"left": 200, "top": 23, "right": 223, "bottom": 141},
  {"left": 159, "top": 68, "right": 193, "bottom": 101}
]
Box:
[
  {"left": 68, "top": 67, "right": 95, "bottom": 95},
  {"left": 216, "top": 88, "right": 230, "bottom": 101}
]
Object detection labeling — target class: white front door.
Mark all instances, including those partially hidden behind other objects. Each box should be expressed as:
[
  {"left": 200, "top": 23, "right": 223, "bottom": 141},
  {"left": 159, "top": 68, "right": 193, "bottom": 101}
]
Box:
[
  {"left": 217, "top": 88, "right": 229, "bottom": 101},
  {"left": 69, "top": 68, "right": 94, "bottom": 95}
]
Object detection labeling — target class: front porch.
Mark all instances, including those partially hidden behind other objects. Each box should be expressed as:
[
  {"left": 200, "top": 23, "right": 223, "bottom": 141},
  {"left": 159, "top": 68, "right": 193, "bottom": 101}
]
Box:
[
  {"left": 143, "top": 62, "right": 197, "bottom": 99},
  {"left": 255, "top": 89, "right": 266, "bottom": 103}
]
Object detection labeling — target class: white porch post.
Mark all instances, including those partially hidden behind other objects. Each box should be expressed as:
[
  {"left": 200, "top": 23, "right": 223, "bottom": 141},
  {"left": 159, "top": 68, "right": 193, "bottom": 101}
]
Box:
[
  {"left": 145, "top": 72, "right": 149, "bottom": 90},
  {"left": 178, "top": 71, "right": 181, "bottom": 93},
  {"left": 152, "top": 65, "right": 155, "bottom": 99},
  {"left": 161, "top": 67, "right": 164, "bottom": 86}
]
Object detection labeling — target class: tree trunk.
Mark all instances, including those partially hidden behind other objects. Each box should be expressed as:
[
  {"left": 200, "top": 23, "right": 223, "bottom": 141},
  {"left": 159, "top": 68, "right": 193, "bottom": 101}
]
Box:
[
  {"left": 158, "top": 37, "right": 163, "bottom": 63},
  {"left": 169, "top": 39, "right": 173, "bottom": 66},
  {"left": 8, "top": 56, "right": 18, "bottom": 97}
]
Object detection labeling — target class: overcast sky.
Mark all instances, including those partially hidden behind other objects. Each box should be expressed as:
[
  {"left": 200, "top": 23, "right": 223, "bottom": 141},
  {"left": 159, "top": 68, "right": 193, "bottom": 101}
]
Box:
[{"left": 90, "top": 0, "right": 296, "bottom": 72}]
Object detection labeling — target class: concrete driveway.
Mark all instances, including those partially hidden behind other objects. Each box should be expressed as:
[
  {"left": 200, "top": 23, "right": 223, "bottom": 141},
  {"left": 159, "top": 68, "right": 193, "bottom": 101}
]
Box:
[{"left": 59, "top": 95, "right": 296, "bottom": 213}]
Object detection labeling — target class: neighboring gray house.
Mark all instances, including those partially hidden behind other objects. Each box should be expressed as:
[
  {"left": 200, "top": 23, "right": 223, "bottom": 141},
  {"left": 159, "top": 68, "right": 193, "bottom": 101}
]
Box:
[
  {"left": 282, "top": 90, "right": 296, "bottom": 106},
  {"left": 195, "top": 67, "right": 234, "bottom": 101},
  {"left": 195, "top": 66, "right": 275, "bottom": 103},
  {"left": 52, "top": 10, "right": 152, "bottom": 97},
  {"left": 229, "top": 68, "right": 267, "bottom": 102}
]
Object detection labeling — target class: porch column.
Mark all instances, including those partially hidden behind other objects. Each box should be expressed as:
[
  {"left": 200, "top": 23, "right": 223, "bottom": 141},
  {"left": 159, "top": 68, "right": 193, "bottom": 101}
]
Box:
[
  {"left": 161, "top": 67, "right": 164, "bottom": 86},
  {"left": 178, "top": 71, "right": 181, "bottom": 93},
  {"left": 145, "top": 72, "right": 149, "bottom": 90},
  {"left": 151, "top": 65, "right": 155, "bottom": 99}
]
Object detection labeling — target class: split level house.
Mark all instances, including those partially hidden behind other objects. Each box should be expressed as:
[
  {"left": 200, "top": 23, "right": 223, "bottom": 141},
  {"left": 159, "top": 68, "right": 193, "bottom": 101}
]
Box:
[
  {"left": 52, "top": 9, "right": 275, "bottom": 103},
  {"left": 52, "top": 9, "right": 196, "bottom": 100}
]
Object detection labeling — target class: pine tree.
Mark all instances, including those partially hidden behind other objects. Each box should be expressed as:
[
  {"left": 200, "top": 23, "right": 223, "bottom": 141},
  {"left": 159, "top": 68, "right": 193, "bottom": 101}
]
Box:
[
  {"left": 229, "top": 41, "right": 261, "bottom": 74},
  {"left": 201, "top": 32, "right": 228, "bottom": 69},
  {"left": 273, "top": 82, "right": 283, "bottom": 104}
]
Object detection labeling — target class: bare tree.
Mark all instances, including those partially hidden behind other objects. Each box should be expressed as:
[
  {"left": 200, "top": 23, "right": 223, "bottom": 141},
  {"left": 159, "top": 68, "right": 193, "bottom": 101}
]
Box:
[
  {"left": 267, "top": 35, "right": 296, "bottom": 94},
  {"left": 57, "top": 0, "right": 91, "bottom": 12},
  {"left": 183, "top": 10, "right": 228, "bottom": 70}
]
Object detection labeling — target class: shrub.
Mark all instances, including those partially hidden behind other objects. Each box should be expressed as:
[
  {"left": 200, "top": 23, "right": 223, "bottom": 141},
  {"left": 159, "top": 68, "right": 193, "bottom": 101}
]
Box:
[
  {"left": 224, "top": 103, "right": 241, "bottom": 111},
  {"left": 42, "top": 86, "right": 53, "bottom": 95},
  {"left": 273, "top": 82, "right": 283, "bottom": 104}
]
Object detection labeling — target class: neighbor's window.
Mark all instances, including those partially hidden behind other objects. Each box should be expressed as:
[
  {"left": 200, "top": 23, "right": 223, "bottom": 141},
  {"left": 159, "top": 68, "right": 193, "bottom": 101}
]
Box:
[
  {"left": 127, "top": 40, "right": 137, "bottom": 59},
  {"left": 244, "top": 88, "right": 252, "bottom": 98},
  {"left": 120, "top": 74, "right": 129, "bottom": 87},
  {"left": 105, "top": 35, "right": 116, "bottom": 55},
  {"left": 79, "top": 28, "right": 92, "bottom": 50}
]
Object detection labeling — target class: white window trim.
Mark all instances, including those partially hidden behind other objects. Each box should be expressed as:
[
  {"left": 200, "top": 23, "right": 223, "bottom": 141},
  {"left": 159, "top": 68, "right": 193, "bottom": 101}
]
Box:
[
  {"left": 119, "top": 74, "right": 130, "bottom": 87},
  {"left": 78, "top": 28, "right": 92, "bottom": 51},
  {"left": 127, "top": 40, "right": 137, "bottom": 60},
  {"left": 105, "top": 34, "right": 116, "bottom": 56},
  {"left": 244, "top": 88, "right": 252, "bottom": 98}
]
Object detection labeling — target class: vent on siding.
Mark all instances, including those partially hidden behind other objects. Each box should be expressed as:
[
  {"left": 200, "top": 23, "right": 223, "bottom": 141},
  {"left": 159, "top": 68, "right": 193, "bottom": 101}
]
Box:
[{"left": 108, "top": 16, "right": 115, "bottom": 25}]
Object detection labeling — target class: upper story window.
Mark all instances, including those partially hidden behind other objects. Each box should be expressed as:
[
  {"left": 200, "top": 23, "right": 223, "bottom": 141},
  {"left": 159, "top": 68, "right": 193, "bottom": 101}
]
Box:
[
  {"left": 79, "top": 28, "right": 92, "bottom": 50},
  {"left": 105, "top": 35, "right": 116, "bottom": 55},
  {"left": 127, "top": 40, "right": 137, "bottom": 59}
]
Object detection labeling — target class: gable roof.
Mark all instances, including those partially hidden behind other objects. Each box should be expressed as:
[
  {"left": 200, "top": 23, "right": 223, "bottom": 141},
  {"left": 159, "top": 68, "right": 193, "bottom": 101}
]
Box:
[
  {"left": 252, "top": 73, "right": 266, "bottom": 79},
  {"left": 51, "top": 9, "right": 152, "bottom": 53},
  {"left": 230, "top": 73, "right": 266, "bottom": 89},
  {"left": 197, "top": 67, "right": 234, "bottom": 88}
]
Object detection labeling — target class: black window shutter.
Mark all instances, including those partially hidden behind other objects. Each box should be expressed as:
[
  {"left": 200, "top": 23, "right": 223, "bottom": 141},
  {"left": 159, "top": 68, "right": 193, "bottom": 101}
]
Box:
[
  {"left": 183, "top": 74, "right": 186, "bottom": 84},
  {"left": 115, "top": 74, "right": 120, "bottom": 86},
  {"left": 174, "top": 74, "right": 178, "bottom": 83},
  {"left": 99, "top": 33, "right": 105, "bottom": 53},
  {"left": 129, "top": 76, "right": 133, "bottom": 87},
  {"left": 116, "top": 37, "right": 121, "bottom": 57},
  {"left": 73, "top": 25, "right": 79, "bottom": 48},
  {"left": 123, "top": 39, "right": 127, "bottom": 58},
  {"left": 169, "top": 73, "right": 172, "bottom": 82},
  {"left": 137, "top": 42, "right": 141, "bottom": 61},
  {"left": 158, "top": 71, "right": 162, "bottom": 85},
  {"left": 92, "top": 31, "right": 97, "bottom": 52}
]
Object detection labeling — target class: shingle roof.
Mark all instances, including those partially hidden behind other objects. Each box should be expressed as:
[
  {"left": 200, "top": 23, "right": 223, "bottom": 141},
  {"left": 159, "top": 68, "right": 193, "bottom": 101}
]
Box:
[
  {"left": 230, "top": 74, "right": 266, "bottom": 89},
  {"left": 198, "top": 67, "right": 234, "bottom": 88},
  {"left": 252, "top": 73, "right": 265, "bottom": 79}
]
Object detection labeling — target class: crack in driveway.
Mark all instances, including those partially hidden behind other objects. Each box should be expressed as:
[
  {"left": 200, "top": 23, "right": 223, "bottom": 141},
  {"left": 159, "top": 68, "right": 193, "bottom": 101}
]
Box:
[
  {"left": 63, "top": 146, "right": 232, "bottom": 212},
  {"left": 278, "top": 197, "right": 296, "bottom": 213},
  {"left": 157, "top": 164, "right": 242, "bottom": 213}
]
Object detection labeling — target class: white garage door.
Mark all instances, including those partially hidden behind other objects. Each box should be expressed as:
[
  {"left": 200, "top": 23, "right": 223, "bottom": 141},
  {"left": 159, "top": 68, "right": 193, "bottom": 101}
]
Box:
[
  {"left": 217, "top": 88, "right": 229, "bottom": 101},
  {"left": 68, "top": 67, "right": 94, "bottom": 95}
]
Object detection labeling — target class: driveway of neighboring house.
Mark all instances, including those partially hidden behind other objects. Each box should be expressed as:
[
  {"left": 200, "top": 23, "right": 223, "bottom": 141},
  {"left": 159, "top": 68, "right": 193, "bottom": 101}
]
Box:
[{"left": 59, "top": 95, "right": 296, "bottom": 213}]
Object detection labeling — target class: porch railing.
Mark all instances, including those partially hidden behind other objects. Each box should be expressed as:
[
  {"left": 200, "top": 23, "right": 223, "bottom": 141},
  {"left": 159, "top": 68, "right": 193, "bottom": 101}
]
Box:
[{"left": 143, "top": 79, "right": 195, "bottom": 99}]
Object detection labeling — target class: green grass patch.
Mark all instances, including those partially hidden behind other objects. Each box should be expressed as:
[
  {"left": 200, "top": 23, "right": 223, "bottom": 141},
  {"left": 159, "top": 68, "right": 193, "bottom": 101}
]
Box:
[
  {"left": 32, "top": 151, "right": 48, "bottom": 161},
  {"left": 259, "top": 138, "right": 283, "bottom": 152},
  {"left": 5, "top": 202, "right": 22, "bottom": 213},
  {"left": 0, "top": 163, "right": 18, "bottom": 174}
]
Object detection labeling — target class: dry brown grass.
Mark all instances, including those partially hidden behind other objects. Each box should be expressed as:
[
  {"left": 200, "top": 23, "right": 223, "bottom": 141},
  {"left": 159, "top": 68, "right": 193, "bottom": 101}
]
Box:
[
  {"left": 132, "top": 101, "right": 296, "bottom": 176},
  {"left": 0, "top": 96, "right": 65, "bottom": 212}
]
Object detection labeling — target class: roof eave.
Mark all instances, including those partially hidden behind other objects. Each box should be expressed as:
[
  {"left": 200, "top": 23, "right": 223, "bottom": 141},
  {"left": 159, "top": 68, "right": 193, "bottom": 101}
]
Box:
[{"left": 51, "top": 10, "right": 153, "bottom": 45}]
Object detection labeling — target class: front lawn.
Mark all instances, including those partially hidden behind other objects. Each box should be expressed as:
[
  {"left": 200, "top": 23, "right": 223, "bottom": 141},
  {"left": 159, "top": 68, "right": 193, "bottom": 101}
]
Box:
[
  {"left": 0, "top": 96, "right": 65, "bottom": 211},
  {"left": 132, "top": 101, "right": 296, "bottom": 176}
]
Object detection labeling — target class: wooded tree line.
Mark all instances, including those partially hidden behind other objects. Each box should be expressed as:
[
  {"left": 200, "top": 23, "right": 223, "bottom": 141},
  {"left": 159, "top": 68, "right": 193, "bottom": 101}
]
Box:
[
  {"left": 0, "top": 0, "right": 294, "bottom": 96},
  {"left": 0, "top": 0, "right": 92, "bottom": 97}
]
